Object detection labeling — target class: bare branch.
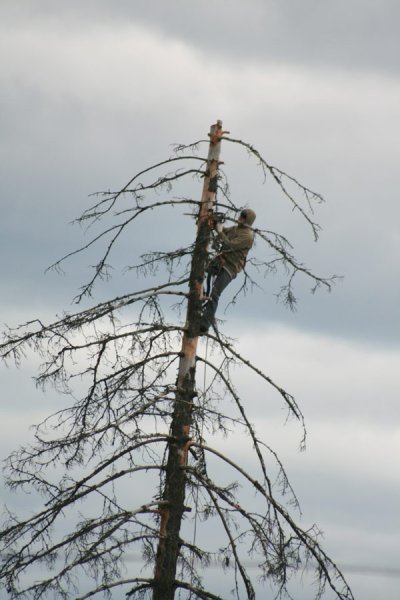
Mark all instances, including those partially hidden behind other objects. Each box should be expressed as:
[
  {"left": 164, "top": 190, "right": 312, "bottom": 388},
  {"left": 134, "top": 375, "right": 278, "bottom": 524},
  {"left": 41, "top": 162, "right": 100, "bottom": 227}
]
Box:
[
  {"left": 224, "top": 136, "right": 323, "bottom": 240},
  {"left": 77, "top": 578, "right": 153, "bottom": 600}
]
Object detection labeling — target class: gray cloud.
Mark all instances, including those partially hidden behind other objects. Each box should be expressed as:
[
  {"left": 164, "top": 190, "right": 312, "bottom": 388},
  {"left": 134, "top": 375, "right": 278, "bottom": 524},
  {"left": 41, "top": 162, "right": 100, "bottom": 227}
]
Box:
[
  {"left": 1, "top": 4, "right": 399, "bottom": 598},
  {"left": 3, "top": 0, "right": 400, "bottom": 74}
]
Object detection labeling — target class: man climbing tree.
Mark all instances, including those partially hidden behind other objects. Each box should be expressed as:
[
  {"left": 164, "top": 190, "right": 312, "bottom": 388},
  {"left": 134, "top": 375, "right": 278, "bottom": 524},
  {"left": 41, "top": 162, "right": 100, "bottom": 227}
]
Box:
[
  {"left": 0, "top": 121, "right": 352, "bottom": 600},
  {"left": 200, "top": 208, "right": 256, "bottom": 333}
]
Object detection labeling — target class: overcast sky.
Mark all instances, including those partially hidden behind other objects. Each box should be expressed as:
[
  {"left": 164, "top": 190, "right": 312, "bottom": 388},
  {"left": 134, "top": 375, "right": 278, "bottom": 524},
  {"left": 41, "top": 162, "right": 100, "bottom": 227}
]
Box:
[{"left": 1, "top": 2, "right": 399, "bottom": 599}]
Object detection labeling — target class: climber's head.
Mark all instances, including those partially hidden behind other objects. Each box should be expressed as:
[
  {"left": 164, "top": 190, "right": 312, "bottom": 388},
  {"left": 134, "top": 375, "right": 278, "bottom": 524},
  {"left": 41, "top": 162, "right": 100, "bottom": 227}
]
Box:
[{"left": 239, "top": 208, "right": 256, "bottom": 227}]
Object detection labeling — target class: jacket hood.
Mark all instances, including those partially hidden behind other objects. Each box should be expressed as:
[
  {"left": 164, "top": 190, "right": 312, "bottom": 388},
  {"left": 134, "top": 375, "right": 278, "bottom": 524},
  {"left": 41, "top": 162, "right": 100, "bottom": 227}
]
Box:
[{"left": 240, "top": 208, "right": 256, "bottom": 226}]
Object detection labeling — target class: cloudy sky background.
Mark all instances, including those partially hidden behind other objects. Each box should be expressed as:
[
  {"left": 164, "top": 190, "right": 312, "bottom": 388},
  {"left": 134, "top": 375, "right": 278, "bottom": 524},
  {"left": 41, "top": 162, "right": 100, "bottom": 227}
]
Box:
[{"left": 1, "top": 1, "right": 399, "bottom": 599}]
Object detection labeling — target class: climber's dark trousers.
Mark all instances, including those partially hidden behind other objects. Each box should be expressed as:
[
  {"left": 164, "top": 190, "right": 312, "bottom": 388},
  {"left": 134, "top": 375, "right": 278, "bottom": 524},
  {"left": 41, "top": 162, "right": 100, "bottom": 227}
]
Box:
[{"left": 202, "top": 268, "right": 233, "bottom": 327}]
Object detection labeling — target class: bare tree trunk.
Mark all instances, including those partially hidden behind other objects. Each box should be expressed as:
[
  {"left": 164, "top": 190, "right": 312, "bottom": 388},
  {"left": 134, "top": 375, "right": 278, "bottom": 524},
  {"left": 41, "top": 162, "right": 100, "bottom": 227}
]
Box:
[{"left": 152, "top": 121, "right": 224, "bottom": 600}]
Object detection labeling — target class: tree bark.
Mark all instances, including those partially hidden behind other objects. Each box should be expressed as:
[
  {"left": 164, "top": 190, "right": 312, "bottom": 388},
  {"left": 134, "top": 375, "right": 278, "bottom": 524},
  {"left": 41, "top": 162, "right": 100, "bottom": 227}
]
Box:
[{"left": 152, "top": 121, "right": 224, "bottom": 600}]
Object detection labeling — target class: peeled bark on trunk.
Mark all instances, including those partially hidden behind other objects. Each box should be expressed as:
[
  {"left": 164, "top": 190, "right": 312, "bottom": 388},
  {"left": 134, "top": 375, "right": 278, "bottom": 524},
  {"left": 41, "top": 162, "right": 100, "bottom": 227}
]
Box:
[{"left": 152, "top": 121, "right": 224, "bottom": 600}]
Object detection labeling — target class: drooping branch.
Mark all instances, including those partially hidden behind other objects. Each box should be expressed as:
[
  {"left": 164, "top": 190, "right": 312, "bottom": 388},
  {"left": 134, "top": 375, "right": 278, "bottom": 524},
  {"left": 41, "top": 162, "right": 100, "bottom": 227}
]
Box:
[
  {"left": 0, "top": 279, "right": 188, "bottom": 365},
  {"left": 173, "top": 136, "right": 323, "bottom": 240},
  {"left": 188, "top": 443, "right": 354, "bottom": 600},
  {"left": 0, "top": 430, "right": 171, "bottom": 599},
  {"left": 203, "top": 330, "right": 305, "bottom": 427},
  {"left": 196, "top": 353, "right": 301, "bottom": 511},
  {"left": 82, "top": 155, "right": 206, "bottom": 221},
  {"left": 76, "top": 578, "right": 153, "bottom": 600},
  {"left": 224, "top": 136, "right": 323, "bottom": 240},
  {"left": 206, "top": 487, "right": 255, "bottom": 600},
  {"left": 174, "top": 580, "right": 225, "bottom": 600},
  {"left": 48, "top": 197, "right": 200, "bottom": 302}
]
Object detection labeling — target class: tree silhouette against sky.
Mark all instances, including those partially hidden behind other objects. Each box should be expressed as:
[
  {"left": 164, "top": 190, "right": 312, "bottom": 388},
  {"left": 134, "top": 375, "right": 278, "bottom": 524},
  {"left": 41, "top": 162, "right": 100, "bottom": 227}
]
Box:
[{"left": 0, "top": 122, "right": 351, "bottom": 600}]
